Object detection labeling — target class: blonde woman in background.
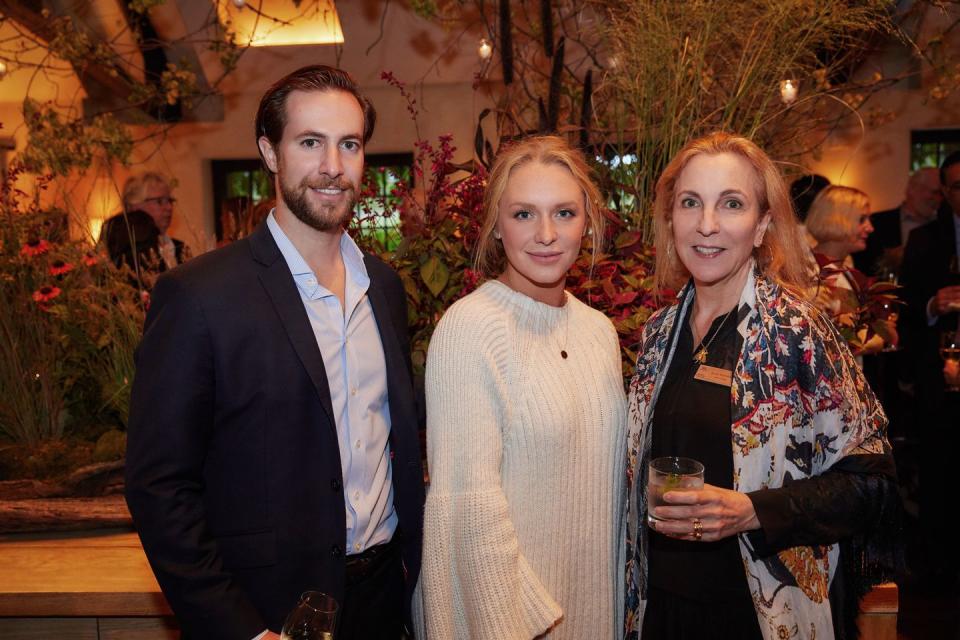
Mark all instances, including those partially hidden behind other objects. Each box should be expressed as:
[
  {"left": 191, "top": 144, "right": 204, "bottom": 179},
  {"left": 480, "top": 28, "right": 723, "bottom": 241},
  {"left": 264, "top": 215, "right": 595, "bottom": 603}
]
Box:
[
  {"left": 806, "top": 185, "right": 895, "bottom": 353},
  {"left": 806, "top": 185, "right": 874, "bottom": 294},
  {"left": 415, "top": 136, "right": 627, "bottom": 639}
]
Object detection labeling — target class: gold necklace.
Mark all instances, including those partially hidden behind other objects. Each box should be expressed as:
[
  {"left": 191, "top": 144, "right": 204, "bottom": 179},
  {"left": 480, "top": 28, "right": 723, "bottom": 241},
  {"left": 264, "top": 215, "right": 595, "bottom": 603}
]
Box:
[
  {"left": 692, "top": 306, "right": 736, "bottom": 364},
  {"left": 559, "top": 301, "right": 569, "bottom": 359},
  {"left": 540, "top": 293, "right": 571, "bottom": 359}
]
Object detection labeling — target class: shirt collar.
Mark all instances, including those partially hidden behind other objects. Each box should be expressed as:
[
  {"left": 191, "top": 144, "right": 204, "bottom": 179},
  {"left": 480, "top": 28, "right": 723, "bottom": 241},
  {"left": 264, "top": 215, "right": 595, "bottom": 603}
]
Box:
[{"left": 266, "top": 211, "right": 370, "bottom": 293}]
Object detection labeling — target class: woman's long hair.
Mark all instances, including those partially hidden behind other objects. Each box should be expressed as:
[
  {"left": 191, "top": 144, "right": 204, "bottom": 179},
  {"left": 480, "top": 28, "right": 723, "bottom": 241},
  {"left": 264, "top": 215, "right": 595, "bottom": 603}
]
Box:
[{"left": 652, "top": 131, "right": 811, "bottom": 296}]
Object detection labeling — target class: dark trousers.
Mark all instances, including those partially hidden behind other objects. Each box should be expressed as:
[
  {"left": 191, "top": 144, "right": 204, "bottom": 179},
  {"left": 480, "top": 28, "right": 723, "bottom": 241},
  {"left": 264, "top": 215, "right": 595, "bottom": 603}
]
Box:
[
  {"left": 641, "top": 585, "right": 763, "bottom": 640},
  {"left": 337, "top": 537, "right": 405, "bottom": 640},
  {"left": 919, "top": 391, "right": 960, "bottom": 585}
]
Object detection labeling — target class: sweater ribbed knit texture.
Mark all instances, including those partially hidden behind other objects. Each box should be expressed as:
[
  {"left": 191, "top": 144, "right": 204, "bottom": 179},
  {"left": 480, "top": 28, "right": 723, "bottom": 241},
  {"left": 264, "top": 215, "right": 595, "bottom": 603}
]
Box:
[{"left": 415, "top": 280, "right": 627, "bottom": 639}]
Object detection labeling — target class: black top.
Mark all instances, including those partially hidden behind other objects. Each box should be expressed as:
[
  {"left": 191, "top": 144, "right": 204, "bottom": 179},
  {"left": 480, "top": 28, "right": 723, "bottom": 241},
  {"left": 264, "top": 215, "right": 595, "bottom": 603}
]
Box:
[{"left": 648, "top": 302, "right": 754, "bottom": 603}]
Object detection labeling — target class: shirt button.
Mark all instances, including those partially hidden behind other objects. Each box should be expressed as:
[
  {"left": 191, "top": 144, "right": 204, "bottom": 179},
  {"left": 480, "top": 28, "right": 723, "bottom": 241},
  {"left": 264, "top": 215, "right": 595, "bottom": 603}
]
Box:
[
  {"left": 305, "top": 278, "right": 316, "bottom": 285},
  {"left": 355, "top": 440, "right": 361, "bottom": 449},
  {"left": 354, "top": 542, "right": 361, "bottom": 552},
  {"left": 353, "top": 491, "right": 360, "bottom": 501},
  {"left": 350, "top": 388, "right": 357, "bottom": 396}
]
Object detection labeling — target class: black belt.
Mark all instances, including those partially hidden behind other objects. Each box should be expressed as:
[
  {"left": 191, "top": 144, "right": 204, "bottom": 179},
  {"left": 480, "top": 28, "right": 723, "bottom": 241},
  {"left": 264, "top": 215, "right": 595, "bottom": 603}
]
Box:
[{"left": 345, "top": 536, "right": 399, "bottom": 579}]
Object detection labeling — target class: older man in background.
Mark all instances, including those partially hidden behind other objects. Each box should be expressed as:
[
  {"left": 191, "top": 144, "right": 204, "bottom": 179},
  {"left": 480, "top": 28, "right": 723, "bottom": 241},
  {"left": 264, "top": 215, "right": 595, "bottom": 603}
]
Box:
[
  {"left": 101, "top": 171, "right": 187, "bottom": 272},
  {"left": 854, "top": 167, "right": 941, "bottom": 276}
]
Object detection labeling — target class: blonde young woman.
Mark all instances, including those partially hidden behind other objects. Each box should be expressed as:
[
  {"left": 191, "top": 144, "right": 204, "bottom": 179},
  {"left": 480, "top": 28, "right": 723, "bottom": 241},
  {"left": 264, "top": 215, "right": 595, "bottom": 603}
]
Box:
[
  {"left": 416, "top": 136, "right": 627, "bottom": 639},
  {"left": 624, "top": 132, "right": 898, "bottom": 640}
]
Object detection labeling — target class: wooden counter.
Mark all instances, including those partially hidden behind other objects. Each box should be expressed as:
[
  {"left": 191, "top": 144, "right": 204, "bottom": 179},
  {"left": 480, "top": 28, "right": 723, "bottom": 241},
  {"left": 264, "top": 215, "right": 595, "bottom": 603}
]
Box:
[
  {"left": 0, "top": 528, "right": 897, "bottom": 639},
  {"left": 0, "top": 529, "right": 178, "bottom": 639}
]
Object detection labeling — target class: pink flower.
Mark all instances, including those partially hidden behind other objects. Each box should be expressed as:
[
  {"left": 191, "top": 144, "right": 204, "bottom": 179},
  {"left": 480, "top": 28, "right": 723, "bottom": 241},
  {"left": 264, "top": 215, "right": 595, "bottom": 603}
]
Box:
[
  {"left": 21, "top": 238, "right": 51, "bottom": 257},
  {"left": 49, "top": 260, "right": 74, "bottom": 276},
  {"left": 32, "top": 285, "right": 62, "bottom": 307}
]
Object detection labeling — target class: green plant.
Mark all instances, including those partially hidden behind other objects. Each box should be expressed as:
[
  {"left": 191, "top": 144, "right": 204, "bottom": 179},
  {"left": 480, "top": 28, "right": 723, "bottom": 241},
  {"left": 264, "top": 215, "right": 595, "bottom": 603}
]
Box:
[
  {"left": 0, "top": 165, "right": 145, "bottom": 448},
  {"left": 353, "top": 74, "right": 486, "bottom": 373},
  {"left": 812, "top": 255, "right": 900, "bottom": 355},
  {"left": 566, "top": 225, "right": 661, "bottom": 376}
]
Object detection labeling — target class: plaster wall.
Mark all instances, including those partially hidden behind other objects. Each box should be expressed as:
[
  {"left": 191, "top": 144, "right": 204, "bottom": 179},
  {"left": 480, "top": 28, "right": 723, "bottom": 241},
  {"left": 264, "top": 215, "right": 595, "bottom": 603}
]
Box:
[
  {"left": 1, "top": 1, "right": 492, "bottom": 251},
  {"left": 801, "top": 5, "right": 960, "bottom": 212}
]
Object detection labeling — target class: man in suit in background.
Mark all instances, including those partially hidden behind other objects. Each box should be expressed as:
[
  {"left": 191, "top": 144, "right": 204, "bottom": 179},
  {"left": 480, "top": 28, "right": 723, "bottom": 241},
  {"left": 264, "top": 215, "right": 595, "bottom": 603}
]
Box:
[
  {"left": 900, "top": 152, "right": 960, "bottom": 589},
  {"left": 854, "top": 167, "right": 941, "bottom": 276},
  {"left": 125, "top": 66, "right": 424, "bottom": 639},
  {"left": 102, "top": 172, "right": 188, "bottom": 272}
]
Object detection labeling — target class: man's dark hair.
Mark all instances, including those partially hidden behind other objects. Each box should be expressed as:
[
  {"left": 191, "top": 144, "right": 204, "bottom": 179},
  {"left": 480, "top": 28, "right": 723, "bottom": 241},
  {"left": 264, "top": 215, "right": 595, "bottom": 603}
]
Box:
[
  {"left": 789, "top": 174, "right": 831, "bottom": 223},
  {"left": 254, "top": 65, "right": 377, "bottom": 174},
  {"left": 940, "top": 150, "right": 960, "bottom": 186}
]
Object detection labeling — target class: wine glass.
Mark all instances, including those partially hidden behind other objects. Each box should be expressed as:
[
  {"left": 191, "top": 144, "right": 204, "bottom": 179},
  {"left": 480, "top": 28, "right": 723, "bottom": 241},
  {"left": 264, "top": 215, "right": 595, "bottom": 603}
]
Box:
[
  {"left": 281, "top": 591, "right": 339, "bottom": 640},
  {"left": 941, "top": 332, "right": 960, "bottom": 393},
  {"left": 880, "top": 301, "right": 900, "bottom": 352},
  {"left": 877, "top": 265, "right": 899, "bottom": 286}
]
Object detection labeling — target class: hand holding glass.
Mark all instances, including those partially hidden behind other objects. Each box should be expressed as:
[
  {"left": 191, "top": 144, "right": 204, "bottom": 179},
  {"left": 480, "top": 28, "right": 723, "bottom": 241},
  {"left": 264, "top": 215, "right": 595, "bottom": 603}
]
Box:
[
  {"left": 280, "top": 591, "right": 339, "bottom": 640},
  {"left": 941, "top": 332, "right": 960, "bottom": 392},
  {"left": 647, "top": 456, "right": 705, "bottom": 526}
]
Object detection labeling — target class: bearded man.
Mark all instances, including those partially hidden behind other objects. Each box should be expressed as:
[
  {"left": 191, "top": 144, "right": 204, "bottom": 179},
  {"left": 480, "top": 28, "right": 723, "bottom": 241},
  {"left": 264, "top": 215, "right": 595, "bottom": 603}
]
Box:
[{"left": 125, "top": 66, "right": 424, "bottom": 640}]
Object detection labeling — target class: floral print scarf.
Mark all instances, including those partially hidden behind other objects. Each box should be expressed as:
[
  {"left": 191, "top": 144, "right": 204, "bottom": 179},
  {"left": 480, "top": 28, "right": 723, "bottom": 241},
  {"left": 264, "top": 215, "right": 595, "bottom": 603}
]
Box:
[{"left": 624, "top": 267, "right": 888, "bottom": 639}]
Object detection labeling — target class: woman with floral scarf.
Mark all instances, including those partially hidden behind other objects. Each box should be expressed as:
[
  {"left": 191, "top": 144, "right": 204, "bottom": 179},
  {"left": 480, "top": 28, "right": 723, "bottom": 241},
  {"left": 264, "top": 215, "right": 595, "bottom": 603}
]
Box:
[{"left": 624, "top": 132, "right": 899, "bottom": 640}]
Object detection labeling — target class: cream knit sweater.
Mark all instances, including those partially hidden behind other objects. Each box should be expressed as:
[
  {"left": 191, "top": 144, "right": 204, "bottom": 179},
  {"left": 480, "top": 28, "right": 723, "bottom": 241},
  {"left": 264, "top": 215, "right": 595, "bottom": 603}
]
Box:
[{"left": 415, "top": 280, "right": 627, "bottom": 640}]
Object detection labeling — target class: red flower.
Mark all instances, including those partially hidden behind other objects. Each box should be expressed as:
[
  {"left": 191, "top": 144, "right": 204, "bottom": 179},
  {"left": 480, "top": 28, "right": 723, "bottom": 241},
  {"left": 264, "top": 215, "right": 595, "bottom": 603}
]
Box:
[
  {"left": 49, "top": 260, "right": 74, "bottom": 276},
  {"left": 82, "top": 252, "right": 99, "bottom": 267},
  {"left": 21, "top": 239, "right": 51, "bottom": 257},
  {"left": 32, "top": 285, "right": 62, "bottom": 304}
]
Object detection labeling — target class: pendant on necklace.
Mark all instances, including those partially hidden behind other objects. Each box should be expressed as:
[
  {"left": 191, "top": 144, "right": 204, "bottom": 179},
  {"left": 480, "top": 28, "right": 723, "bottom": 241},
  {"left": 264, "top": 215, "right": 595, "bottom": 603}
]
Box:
[
  {"left": 693, "top": 347, "right": 708, "bottom": 364},
  {"left": 560, "top": 350, "right": 568, "bottom": 359}
]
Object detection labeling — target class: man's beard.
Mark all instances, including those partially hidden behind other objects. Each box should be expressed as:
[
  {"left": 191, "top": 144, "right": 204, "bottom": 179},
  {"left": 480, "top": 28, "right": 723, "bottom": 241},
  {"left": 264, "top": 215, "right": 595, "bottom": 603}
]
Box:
[{"left": 279, "top": 173, "right": 357, "bottom": 232}]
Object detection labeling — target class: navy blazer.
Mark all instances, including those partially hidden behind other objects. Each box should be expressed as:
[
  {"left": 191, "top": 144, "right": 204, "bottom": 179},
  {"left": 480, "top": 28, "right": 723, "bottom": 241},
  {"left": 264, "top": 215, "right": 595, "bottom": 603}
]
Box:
[
  {"left": 899, "top": 208, "right": 959, "bottom": 394},
  {"left": 125, "top": 222, "right": 424, "bottom": 640}
]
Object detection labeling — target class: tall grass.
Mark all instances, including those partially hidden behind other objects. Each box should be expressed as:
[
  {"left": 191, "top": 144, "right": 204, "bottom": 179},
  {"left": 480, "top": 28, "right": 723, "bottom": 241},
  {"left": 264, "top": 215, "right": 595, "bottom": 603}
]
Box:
[{"left": 594, "top": 0, "right": 898, "bottom": 239}]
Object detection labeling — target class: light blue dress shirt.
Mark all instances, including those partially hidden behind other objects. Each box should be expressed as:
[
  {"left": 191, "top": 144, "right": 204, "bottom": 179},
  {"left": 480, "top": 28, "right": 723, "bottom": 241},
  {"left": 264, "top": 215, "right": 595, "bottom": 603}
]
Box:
[{"left": 267, "top": 213, "right": 397, "bottom": 555}]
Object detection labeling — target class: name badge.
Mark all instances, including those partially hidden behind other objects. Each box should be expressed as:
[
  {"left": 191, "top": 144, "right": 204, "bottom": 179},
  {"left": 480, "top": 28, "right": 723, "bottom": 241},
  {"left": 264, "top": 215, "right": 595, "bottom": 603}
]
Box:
[{"left": 694, "top": 364, "right": 733, "bottom": 387}]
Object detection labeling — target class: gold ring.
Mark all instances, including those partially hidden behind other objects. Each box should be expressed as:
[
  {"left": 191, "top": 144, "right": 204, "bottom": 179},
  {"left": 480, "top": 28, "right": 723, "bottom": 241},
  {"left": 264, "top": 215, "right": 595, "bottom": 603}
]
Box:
[{"left": 692, "top": 518, "right": 703, "bottom": 540}]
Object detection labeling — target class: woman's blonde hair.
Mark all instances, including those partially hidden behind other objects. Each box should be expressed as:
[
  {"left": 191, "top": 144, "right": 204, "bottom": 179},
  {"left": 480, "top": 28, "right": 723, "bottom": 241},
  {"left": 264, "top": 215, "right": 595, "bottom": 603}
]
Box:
[
  {"left": 805, "top": 185, "right": 870, "bottom": 244},
  {"left": 474, "top": 135, "right": 605, "bottom": 276},
  {"left": 652, "top": 131, "right": 811, "bottom": 295}
]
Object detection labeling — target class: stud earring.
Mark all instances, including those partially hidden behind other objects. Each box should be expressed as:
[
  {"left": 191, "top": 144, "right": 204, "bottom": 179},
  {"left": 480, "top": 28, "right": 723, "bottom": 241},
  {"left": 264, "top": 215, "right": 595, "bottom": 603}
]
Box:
[{"left": 493, "top": 230, "right": 502, "bottom": 240}]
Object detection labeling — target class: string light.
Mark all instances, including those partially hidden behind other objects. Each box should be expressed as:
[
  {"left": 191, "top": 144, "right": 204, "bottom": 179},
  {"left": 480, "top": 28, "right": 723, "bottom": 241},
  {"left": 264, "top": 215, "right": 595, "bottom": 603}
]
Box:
[
  {"left": 780, "top": 79, "right": 798, "bottom": 105},
  {"left": 478, "top": 38, "right": 493, "bottom": 60},
  {"left": 232, "top": 0, "right": 246, "bottom": 8},
  {"left": 0, "top": 60, "right": 8, "bottom": 80}
]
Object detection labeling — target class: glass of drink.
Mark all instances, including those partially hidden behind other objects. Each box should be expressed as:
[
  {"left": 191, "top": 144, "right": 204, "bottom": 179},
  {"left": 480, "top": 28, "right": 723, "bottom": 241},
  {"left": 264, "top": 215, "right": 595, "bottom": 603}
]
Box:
[
  {"left": 281, "top": 591, "right": 339, "bottom": 640},
  {"left": 880, "top": 301, "right": 900, "bottom": 352},
  {"left": 941, "top": 332, "right": 960, "bottom": 393},
  {"left": 647, "top": 456, "right": 705, "bottom": 527},
  {"left": 878, "top": 266, "right": 898, "bottom": 286}
]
